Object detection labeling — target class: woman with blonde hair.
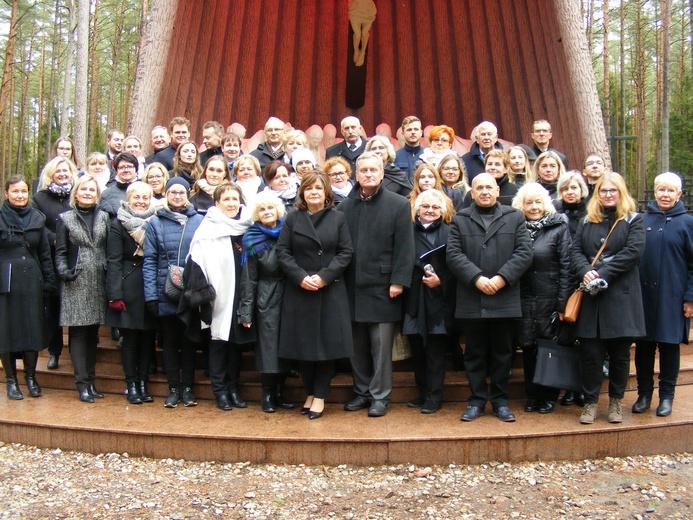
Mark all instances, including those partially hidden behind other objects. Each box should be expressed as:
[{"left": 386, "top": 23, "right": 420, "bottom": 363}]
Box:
[
  {"left": 85, "top": 152, "right": 112, "bottom": 192},
  {"left": 436, "top": 154, "right": 468, "bottom": 211},
  {"left": 408, "top": 164, "right": 455, "bottom": 223},
  {"left": 142, "top": 162, "right": 169, "bottom": 208},
  {"left": 508, "top": 145, "right": 532, "bottom": 186},
  {"left": 531, "top": 151, "right": 566, "bottom": 199},
  {"left": 571, "top": 172, "right": 645, "bottom": 424},
  {"left": 365, "top": 135, "right": 412, "bottom": 196}
]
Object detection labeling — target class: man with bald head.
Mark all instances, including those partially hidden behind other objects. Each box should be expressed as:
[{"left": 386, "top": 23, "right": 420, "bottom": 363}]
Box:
[
  {"left": 251, "top": 117, "right": 287, "bottom": 169},
  {"left": 461, "top": 121, "right": 504, "bottom": 183},
  {"left": 325, "top": 116, "right": 367, "bottom": 175},
  {"left": 447, "top": 173, "right": 532, "bottom": 423}
]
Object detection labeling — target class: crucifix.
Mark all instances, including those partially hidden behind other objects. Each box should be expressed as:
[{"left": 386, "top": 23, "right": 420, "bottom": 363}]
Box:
[{"left": 346, "top": 0, "right": 377, "bottom": 109}]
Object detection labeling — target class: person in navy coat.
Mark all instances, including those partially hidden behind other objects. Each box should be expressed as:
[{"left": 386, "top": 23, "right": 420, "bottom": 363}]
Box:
[{"left": 633, "top": 172, "right": 693, "bottom": 418}]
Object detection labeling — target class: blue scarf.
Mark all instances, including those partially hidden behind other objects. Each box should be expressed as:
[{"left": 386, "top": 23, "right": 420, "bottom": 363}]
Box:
[{"left": 240, "top": 220, "right": 284, "bottom": 265}]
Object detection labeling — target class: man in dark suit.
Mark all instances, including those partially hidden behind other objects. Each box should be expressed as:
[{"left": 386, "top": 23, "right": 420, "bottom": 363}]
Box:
[
  {"left": 144, "top": 125, "right": 171, "bottom": 165},
  {"left": 198, "top": 121, "right": 224, "bottom": 167},
  {"left": 250, "top": 117, "right": 286, "bottom": 169},
  {"left": 447, "top": 173, "right": 533, "bottom": 423},
  {"left": 521, "top": 119, "right": 568, "bottom": 169},
  {"left": 325, "top": 116, "right": 367, "bottom": 175},
  {"left": 338, "top": 151, "right": 415, "bottom": 417}
]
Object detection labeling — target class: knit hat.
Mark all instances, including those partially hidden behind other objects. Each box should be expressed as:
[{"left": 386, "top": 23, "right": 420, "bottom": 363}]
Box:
[
  {"left": 165, "top": 177, "right": 190, "bottom": 193},
  {"left": 291, "top": 147, "right": 317, "bottom": 167}
]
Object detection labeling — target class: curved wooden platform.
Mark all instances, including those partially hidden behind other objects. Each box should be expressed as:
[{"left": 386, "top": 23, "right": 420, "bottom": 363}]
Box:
[{"left": 1, "top": 335, "right": 692, "bottom": 466}]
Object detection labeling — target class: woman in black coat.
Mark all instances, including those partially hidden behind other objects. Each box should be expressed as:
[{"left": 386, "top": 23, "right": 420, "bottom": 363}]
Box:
[
  {"left": 0, "top": 175, "right": 56, "bottom": 400},
  {"left": 554, "top": 171, "right": 589, "bottom": 237},
  {"left": 571, "top": 172, "right": 645, "bottom": 425},
  {"left": 402, "top": 189, "right": 456, "bottom": 414},
  {"left": 633, "top": 172, "right": 693, "bottom": 417},
  {"left": 239, "top": 191, "right": 290, "bottom": 413},
  {"left": 106, "top": 182, "right": 158, "bottom": 404},
  {"left": 55, "top": 175, "right": 110, "bottom": 403},
  {"left": 512, "top": 184, "right": 572, "bottom": 414},
  {"left": 275, "top": 171, "right": 354, "bottom": 419},
  {"left": 33, "top": 156, "right": 77, "bottom": 370}
]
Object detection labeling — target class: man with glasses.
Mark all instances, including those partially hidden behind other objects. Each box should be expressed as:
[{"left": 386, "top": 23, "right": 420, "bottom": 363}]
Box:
[
  {"left": 447, "top": 173, "right": 532, "bottom": 423},
  {"left": 522, "top": 119, "right": 568, "bottom": 169},
  {"left": 251, "top": 117, "right": 287, "bottom": 169},
  {"left": 394, "top": 116, "right": 424, "bottom": 178},
  {"left": 582, "top": 153, "right": 607, "bottom": 200},
  {"left": 461, "top": 121, "right": 504, "bottom": 183},
  {"left": 326, "top": 116, "right": 367, "bottom": 175},
  {"left": 99, "top": 153, "right": 140, "bottom": 218},
  {"left": 338, "top": 152, "right": 414, "bottom": 418}
]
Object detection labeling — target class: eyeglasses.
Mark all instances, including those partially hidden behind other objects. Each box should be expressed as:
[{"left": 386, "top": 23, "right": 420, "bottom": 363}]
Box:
[
  {"left": 441, "top": 167, "right": 460, "bottom": 173},
  {"left": 420, "top": 204, "right": 442, "bottom": 211},
  {"left": 598, "top": 189, "right": 618, "bottom": 196},
  {"left": 328, "top": 171, "right": 347, "bottom": 178},
  {"left": 117, "top": 165, "right": 135, "bottom": 171},
  {"left": 168, "top": 191, "right": 187, "bottom": 197},
  {"left": 147, "top": 175, "right": 164, "bottom": 180},
  {"left": 431, "top": 138, "right": 450, "bottom": 144}
]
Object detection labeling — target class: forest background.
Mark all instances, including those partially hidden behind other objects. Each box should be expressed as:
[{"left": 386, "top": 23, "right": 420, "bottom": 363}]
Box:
[{"left": 0, "top": 0, "right": 690, "bottom": 200}]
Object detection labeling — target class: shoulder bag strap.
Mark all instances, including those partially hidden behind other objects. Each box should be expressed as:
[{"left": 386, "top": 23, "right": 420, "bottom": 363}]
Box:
[{"left": 589, "top": 219, "right": 620, "bottom": 267}]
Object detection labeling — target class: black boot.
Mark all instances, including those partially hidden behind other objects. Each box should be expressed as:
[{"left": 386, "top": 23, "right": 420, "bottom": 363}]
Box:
[
  {"left": 275, "top": 374, "right": 295, "bottom": 409},
  {"left": 88, "top": 383, "right": 104, "bottom": 398},
  {"left": 23, "top": 351, "right": 41, "bottom": 397},
  {"left": 77, "top": 383, "right": 94, "bottom": 403},
  {"left": 138, "top": 381, "right": 153, "bottom": 403},
  {"left": 126, "top": 382, "right": 143, "bottom": 404},
  {"left": 1, "top": 354, "right": 23, "bottom": 400},
  {"left": 261, "top": 387, "right": 276, "bottom": 413}
]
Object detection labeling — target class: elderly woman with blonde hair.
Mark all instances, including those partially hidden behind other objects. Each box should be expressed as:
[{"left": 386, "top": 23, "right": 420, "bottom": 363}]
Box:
[
  {"left": 511, "top": 183, "right": 572, "bottom": 414},
  {"left": 365, "top": 135, "right": 412, "bottom": 196},
  {"left": 239, "top": 190, "right": 294, "bottom": 413}
]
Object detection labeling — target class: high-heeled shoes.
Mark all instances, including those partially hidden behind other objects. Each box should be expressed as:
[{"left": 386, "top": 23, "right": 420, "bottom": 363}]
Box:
[{"left": 308, "top": 398, "right": 324, "bottom": 420}]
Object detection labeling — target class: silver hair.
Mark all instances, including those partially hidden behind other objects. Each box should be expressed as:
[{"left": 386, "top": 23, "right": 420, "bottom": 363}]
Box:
[
  {"left": 557, "top": 170, "right": 589, "bottom": 200},
  {"left": 366, "top": 135, "right": 396, "bottom": 164},
  {"left": 511, "top": 182, "right": 556, "bottom": 214},
  {"left": 355, "top": 151, "right": 384, "bottom": 171},
  {"left": 414, "top": 189, "right": 447, "bottom": 212},
  {"left": 654, "top": 172, "right": 682, "bottom": 191}
]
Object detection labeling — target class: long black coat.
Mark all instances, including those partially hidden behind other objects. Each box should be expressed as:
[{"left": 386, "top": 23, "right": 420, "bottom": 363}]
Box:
[
  {"left": 275, "top": 208, "right": 353, "bottom": 361},
  {"left": 571, "top": 210, "right": 646, "bottom": 339},
  {"left": 0, "top": 203, "right": 55, "bottom": 353},
  {"left": 639, "top": 200, "right": 693, "bottom": 344},
  {"left": 338, "top": 183, "right": 415, "bottom": 322},
  {"left": 33, "top": 188, "right": 71, "bottom": 246},
  {"left": 105, "top": 218, "right": 157, "bottom": 330},
  {"left": 382, "top": 163, "right": 413, "bottom": 197},
  {"left": 554, "top": 199, "right": 587, "bottom": 237},
  {"left": 446, "top": 202, "right": 533, "bottom": 319},
  {"left": 516, "top": 212, "right": 572, "bottom": 346}
]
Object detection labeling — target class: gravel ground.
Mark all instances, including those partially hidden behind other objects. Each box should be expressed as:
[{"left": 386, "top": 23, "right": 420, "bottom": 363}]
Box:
[{"left": 0, "top": 442, "right": 690, "bottom": 519}]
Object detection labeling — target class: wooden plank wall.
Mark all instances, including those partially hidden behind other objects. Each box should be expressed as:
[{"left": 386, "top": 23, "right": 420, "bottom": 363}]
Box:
[{"left": 155, "top": 0, "right": 584, "bottom": 166}]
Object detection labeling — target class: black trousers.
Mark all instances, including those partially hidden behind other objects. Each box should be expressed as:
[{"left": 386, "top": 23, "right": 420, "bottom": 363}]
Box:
[
  {"left": 522, "top": 343, "right": 561, "bottom": 402},
  {"left": 208, "top": 339, "right": 242, "bottom": 397},
  {"left": 160, "top": 315, "right": 196, "bottom": 389},
  {"left": 408, "top": 334, "right": 448, "bottom": 403},
  {"left": 299, "top": 360, "right": 334, "bottom": 399},
  {"left": 462, "top": 319, "right": 514, "bottom": 408},
  {"left": 580, "top": 337, "right": 631, "bottom": 403},
  {"left": 635, "top": 340, "right": 680, "bottom": 400},
  {"left": 120, "top": 328, "right": 155, "bottom": 384},
  {"left": 69, "top": 324, "right": 100, "bottom": 388},
  {"left": 46, "top": 293, "right": 64, "bottom": 357}
]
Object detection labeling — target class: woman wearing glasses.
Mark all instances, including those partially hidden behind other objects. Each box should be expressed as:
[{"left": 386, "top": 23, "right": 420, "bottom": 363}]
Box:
[
  {"left": 571, "top": 172, "right": 645, "bottom": 424},
  {"left": 414, "top": 125, "right": 458, "bottom": 170},
  {"left": 99, "top": 153, "right": 140, "bottom": 218},
  {"left": 436, "top": 154, "right": 468, "bottom": 212},
  {"left": 322, "top": 157, "right": 353, "bottom": 205}
]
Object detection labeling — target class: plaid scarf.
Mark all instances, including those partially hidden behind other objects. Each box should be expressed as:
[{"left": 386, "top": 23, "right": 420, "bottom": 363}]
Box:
[{"left": 240, "top": 220, "right": 284, "bottom": 265}]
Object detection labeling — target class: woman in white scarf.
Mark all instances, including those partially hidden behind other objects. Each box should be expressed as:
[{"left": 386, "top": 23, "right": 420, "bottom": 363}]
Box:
[{"left": 184, "top": 182, "right": 253, "bottom": 411}]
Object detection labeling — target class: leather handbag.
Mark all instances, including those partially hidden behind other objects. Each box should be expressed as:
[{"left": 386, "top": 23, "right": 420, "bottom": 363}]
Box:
[
  {"left": 159, "top": 221, "right": 186, "bottom": 302},
  {"left": 563, "top": 219, "right": 620, "bottom": 323},
  {"left": 533, "top": 337, "right": 582, "bottom": 392}
]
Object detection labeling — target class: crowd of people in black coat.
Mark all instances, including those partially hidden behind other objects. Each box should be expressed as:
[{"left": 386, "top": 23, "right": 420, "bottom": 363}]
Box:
[{"left": 1, "top": 115, "right": 691, "bottom": 428}]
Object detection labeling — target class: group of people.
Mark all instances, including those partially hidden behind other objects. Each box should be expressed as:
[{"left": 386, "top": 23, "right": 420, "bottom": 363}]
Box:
[{"left": 1, "top": 113, "right": 690, "bottom": 427}]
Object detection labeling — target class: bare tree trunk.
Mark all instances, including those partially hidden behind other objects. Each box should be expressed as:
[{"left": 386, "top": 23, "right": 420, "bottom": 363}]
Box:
[
  {"left": 127, "top": 0, "right": 179, "bottom": 149},
  {"left": 88, "top": 0, "right": 100, "bottom": 150},
  {"left": 73, "top": 0, "right": 89, "bottom": 165},
  {"left": 0, "top": 0, "right": 19, "bottom": 190},
  {"left": 660, "top": 0, "right": 671, "bottom": 173},
  {"left": 60, "top": 0, "right": 76, "bottom": 138},
  {"left": 635, "top": 1, "right": 647, "bottom": 197},
  {"left": 555, "top": 0, "right": 611, "bottom": 166},
  {"left": 16, "top": 22, "right": 37, "bottom": 173},
  {"left": 45, "top": 0, "right": 60, "bottom": 160},
  {"left": 106, "top": 1, "right": 126, "bottom": 130},
  {"left": 602, "top": 0, "right": 610, "bottom": 138},
  {"left": 619, "top": 0, "right": 627, "bottom": 174},
  {"left": 37, "top": 33, "right": 46, "bottom": 166},
  {"left": 586, "top": 0, "right": 595, "bottom": 54}
]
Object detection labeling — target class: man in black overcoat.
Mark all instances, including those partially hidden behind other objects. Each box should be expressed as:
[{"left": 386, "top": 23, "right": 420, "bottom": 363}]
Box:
[
  {"left": 446, "top": 173, "right": 533, "bottom": 422},
  {"left": 338, "top": 152, "right": 415, "bottom": 417}
]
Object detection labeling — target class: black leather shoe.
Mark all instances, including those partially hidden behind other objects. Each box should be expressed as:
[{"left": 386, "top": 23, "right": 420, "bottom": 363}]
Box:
[
  {"left": 164, "top": 388, "right": 180, "bottom": 408},
  {"left": 461, "top": 405, "right": 484, "bottom": 421},
  {"left": 300, "top": 407, "right": 310, "bottom": 415},
  {"left": 138, "top": 381, "right": 153, "bottom": 403},
  {"left": 656, "top": 398, "right": 673, "bottom": 417},
  {"left": 421, "top": 400, "right": 441, "bottom": 414},
  {"left": 275, "top": 385, "right": 295, "bottom": 409},
  {"left": 632, "top": 395, "right": 652, "bottom": 414},
  {"left": 182, "top": 387, "right": 198, "bottom": 407},
  {"left": 538, "top": 401, "right": 555, "bottom": 414},
  {"left": 261, "top": 392, "right": 276, "bottom": 413},
  {"left": 229, "top": 392, "right": 247, "bottom": 408},
  {"left": 493, "top": 406, "right": 516, "bottom": 422},
  {"left": 368, "top": 400, "right": 388, "bottom": 417},
  {"left": 524, "top": 399, "right": 540, "bottom": 412},
  {"left": 344, "top": 395, "right": 370, "bottom": 411},
  {"left": 88, "top": 384, "right": 104, "bottom": 399},
  {"left": 407, "top": 395, "right": 426, "bottom": 408},
  {"left": 6, "top": 378, "right": 23, "bottom": 400},
  {"left": 26, "top": 377, "right": 42, "bottom": 398},
  {"left": 574, "top": 393, "right": 586, "bottom": 407},
  {"left": 78, "top": 387, "right": 94, "bottom": 403},
  {"left": 47, "top": 355, "right": 59, "bottom": 370},
  {"left": 308, "top": 410, "right": 323, "bottom": 420},
  {"left": 126, "top": 382, "right": 143, "bottom": 404},
  {"left": 216, "top": 395, "right": 233, "bottom": 411},
  {"left": 560, "top": 392, "right": 575, "bottom": 406}
]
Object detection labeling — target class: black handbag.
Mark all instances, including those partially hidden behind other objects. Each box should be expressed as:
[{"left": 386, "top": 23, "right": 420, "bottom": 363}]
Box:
[
  {"left": 159, "top": 221, "right": 186, "bottom": 302},
  {"left": 533, "top": 337, "right": 582, "bottom": 392}
]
